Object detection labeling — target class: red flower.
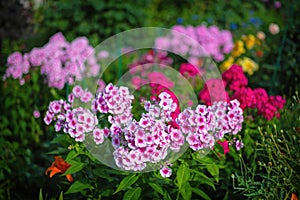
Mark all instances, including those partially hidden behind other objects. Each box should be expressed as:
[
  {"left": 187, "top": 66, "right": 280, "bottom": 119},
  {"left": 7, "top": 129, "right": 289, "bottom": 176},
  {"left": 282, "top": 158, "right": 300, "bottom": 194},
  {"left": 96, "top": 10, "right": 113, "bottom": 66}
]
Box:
[
  {"left": 218, "top": 140, "right": 230, "bottom": 156},
  {"left": 45, "top": 156, "right": 73, "bottom": 182}
]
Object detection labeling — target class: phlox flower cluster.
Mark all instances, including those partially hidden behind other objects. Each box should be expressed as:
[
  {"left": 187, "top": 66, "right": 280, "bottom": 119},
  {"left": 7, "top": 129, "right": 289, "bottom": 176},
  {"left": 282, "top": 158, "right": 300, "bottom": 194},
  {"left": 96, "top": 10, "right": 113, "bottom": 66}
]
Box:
[
  {"left": 130, "top": 50, "right": 174, "bottom": 90},
  {"left": 93, "top": 86, "right": 185, "bottom": 171},
  {"left": 92, "top": 83, "right": 134, "bottom": 127},
  {"left": 149, "top": 86, "right": 181, "bottom": 128},
  {"left": 199, "top": 64, "right": 286, "bottom": 120},
  {"left": 45, "top": 82, "right": 245, "bottom": 175},
  {"left": 155, "top": 25, "right": 233, "bottom": 63},
  {"left": 44, "top": 85, "right": 96, "bottom": 142},
  {"left": 176, "top": 100, "right": 244, "bottom": 151},
  {"left": 129, "top": 50, "right": 173, "bottom": 73},
  {"left": 4, "top": 32, "right": 102, "bottom": 89}
]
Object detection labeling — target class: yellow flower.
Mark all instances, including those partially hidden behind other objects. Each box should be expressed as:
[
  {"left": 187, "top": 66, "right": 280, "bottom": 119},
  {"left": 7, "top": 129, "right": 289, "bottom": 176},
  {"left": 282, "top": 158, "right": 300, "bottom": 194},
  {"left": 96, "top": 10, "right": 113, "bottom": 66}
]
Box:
[
  {"left": 220, "top": 56, "right": 235, "bottom": 71},
  {"left": 232, "top": 40, "right": 245, "bottom": 57},
  {"left": 242, "top": 34, "right": 256, "bottom": 49},
  {"left": 237, "top": 57, "right": 259, "bottom": 75}
]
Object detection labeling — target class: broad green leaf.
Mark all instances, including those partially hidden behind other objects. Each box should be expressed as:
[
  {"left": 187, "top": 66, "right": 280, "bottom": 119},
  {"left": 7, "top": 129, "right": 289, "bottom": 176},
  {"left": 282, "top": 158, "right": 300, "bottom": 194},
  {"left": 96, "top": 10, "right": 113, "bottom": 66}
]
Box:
[
  {"left": 181, "top": 182, "right": 192, "bottom": 200},
  {"left": 82, "top": 151, "right": 96, "bottom": 162},
  {"left": 65, "top": 181, "right": 92, "bottom": 194},
  {"left": 47, "top": 147, "right": 68, "bottom": 155},
  {"left": 123, "top": 187, "right": 142, "bottom": 200},
  {"left": 190, "top": 169, "right": 216, "bottom": 190},
  {"left": 177, "top": 162, "right": 190, "bottom": 190},
  {"left": 164, "top": 192, "right": 172, "bottom": 200},
  {"left": 51, "top": 134, "right": 68, "bottom": 144},
  {"left": 62, "top": 160, "right": 85, "bottom": 175},
  {"left": 92, "top": 168, "right": 114, "bottom": 182},
  {"left": 114, "top": 174, "right": 140, "bottom": 194},
  {"left": 148, "top": 182, "right": 164, "bottom": 196},
  {"left": 58, "top": 191, "right": 63, "bottom": 200},
  {"left": 39, "top": 189, "right": 43, "bottom": 200},
  {"left": 65, "top": 150, "right": 79, "bottom": 162},
  {"left": 207, "top": 164, "right": 219, "bottom": 182},
  {"left": 192, "top": 188, "right": 211, "bottom": 200}
]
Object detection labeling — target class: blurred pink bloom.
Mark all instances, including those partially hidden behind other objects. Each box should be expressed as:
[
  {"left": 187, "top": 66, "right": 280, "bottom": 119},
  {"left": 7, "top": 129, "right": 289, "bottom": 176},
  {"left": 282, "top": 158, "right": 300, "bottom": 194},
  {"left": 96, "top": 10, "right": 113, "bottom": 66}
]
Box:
[
  {"left": 148, "top": 72, "right": 174, "bottom": 89},
  {"left": 179, "top": 63, "right": 201, "bottom": 77},
  {"left": 269, "top": 23, "right": 280, "bottom": 35},
  {"left": 33, "top": 110, "right": 41, "bottom": 118},
  {"left": 274, "top": 1, "right": 281, "bottom": 8}
]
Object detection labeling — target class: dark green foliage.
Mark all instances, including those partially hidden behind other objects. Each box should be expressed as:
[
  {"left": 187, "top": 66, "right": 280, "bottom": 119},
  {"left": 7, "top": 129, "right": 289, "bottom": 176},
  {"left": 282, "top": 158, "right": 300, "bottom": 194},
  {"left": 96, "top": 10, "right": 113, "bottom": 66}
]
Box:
[
  {"left": 0, "top": 0, "right": 34, "bottom": 66},
  {"left": 34, "top": 0, "right": 147, "bottom": 46},
  {"left": 0, "top": 70, "right": 65, "bottom": 199}
]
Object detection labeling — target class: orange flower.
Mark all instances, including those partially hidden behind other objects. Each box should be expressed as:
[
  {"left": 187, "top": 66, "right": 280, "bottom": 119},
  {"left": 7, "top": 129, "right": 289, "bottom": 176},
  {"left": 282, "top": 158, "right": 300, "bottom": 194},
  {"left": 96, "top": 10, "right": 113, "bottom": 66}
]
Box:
[
  {"left": 291, "top": 193, "right": 299, "bottom": 200},
  {"left": 45, "top": 156, "right": 73, "bottom": 182}
]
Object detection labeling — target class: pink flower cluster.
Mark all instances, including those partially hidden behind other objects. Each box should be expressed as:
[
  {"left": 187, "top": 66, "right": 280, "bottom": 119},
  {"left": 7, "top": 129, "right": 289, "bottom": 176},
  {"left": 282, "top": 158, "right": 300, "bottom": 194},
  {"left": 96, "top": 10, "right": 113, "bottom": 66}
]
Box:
[
  {"left": 149, "top": 85, "right": 181, "bottom": 129},
  {"left": 129, "top": 50, "right": 173, "bottom": 72},
  {"left": 45, "top": 82, "right": 245, "bottom": 174},
  {"left": 155, "top": 25, "right": 233, "bottom": 62},
  {"left": 92, "top": 83, "right": 134, "bottom": 127},
  {"left": 199, "top": 65, "right": 286, "bottom": 120},
  {"left": 93, "top": 86, "right": 184, "bottom": 171},
  {"left": 130, "top": 50, "right": 174, "bottom": 90},
  {"left": 198, "top": 79, "right": 229, "bottom": 106},
  {"left": 44, "top": 85, "right": 96, "bottom": 141},
  {"left": 176, "top": 100, "right": 243, "bottom": 151},
  {"left": 4, "top": 32, "right": 101, "bottom": 89}
]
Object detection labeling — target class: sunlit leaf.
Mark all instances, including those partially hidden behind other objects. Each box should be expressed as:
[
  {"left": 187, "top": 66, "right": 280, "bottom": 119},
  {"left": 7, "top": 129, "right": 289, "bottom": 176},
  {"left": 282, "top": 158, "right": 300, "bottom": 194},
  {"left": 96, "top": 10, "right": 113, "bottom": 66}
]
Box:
[
  {"left": 114, "top": 174, "right": 140, "bottom": 194},
  {"left": 123, "top": 187, "right": 141, "bottom": 200},
  {"left": 65, "top": 181, "right": 92, "bottom": 194}
]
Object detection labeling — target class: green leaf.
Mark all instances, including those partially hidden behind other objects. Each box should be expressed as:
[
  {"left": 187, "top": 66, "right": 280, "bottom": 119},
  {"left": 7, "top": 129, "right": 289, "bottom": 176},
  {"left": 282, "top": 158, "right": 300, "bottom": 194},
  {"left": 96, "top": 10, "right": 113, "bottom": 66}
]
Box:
[
  {"left": 148, "top": 182, "right": 172, "bottom": 200},
  {"left": 39, "top": 189, "right": 43, "bottom": 200},
  {"left": 192, "top": 188, "right": 211, "bottom": 200},
  {"left": 206, "top": 164, "right": 219, "bottom": 182},
  {"left": 51, "top": 134, "right": 68, "bottom": 144},
  {"left": 190, "top": 169, "right": 216, "bottom": 190},
  {"left": 181, "top": 182, "right": 192, "bottom": 200},
  {"left": 58, "top": 191, "right": 63, "bottom": 200},
  {"left": 123, "top": 187, "right": 142, "bottom": 200},
  {"left": 65, "top": 181, "right": 92, "bottom": 194},
  {"left": 148, "top": 182, "right": 164, "bottom": 196},
  {"left": 50, "top": 88, "right": 60, "bottom": 99},
  {"left": 65, "top": 150, "right": 79, "bottom": 162},
  {"left": 62, "top": 160, "right": 85, "bottom": 175},
  {"left": 92, "top": 168, "right": 114, "bottom": 182},
  {"left": 114, "top": 174, "right": 140, "bottom": 194},
  {"left": 177, "top": 162, "right": 190, "bottom": 190}
]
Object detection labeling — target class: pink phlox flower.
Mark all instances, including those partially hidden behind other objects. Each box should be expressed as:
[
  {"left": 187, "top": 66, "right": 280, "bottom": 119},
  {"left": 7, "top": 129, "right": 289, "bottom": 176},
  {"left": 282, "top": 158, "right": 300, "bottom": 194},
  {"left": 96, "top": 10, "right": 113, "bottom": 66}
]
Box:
[{"left": 160, "top": 166, "right": 172, "bottom": 178}]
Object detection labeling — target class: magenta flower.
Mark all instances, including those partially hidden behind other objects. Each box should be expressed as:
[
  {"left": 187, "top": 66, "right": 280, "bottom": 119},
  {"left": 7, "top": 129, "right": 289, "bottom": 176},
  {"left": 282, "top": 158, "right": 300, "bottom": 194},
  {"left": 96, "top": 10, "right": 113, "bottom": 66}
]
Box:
[
  {"left": 179, "top": 63, "right": 201, "bottom": 77},
  {"left": 218, "top": 140, "right": 230, "bottom": 156},
  {"left": 235, "top": 140, "right": 244, "bottom": 151},
  {"left": 160, "top": 166, "right": 172, "bottom": 178},
  {"left": 33, "top": 110, "right": 41, "bottom": 118}
]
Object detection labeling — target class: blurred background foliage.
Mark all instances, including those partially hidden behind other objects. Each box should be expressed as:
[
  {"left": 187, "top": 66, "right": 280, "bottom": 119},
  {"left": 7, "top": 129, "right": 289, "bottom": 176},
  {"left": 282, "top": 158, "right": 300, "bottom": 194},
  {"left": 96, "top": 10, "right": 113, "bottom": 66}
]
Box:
[{"left": 0, "top": 0, "right": 299, "bottom": 199}]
